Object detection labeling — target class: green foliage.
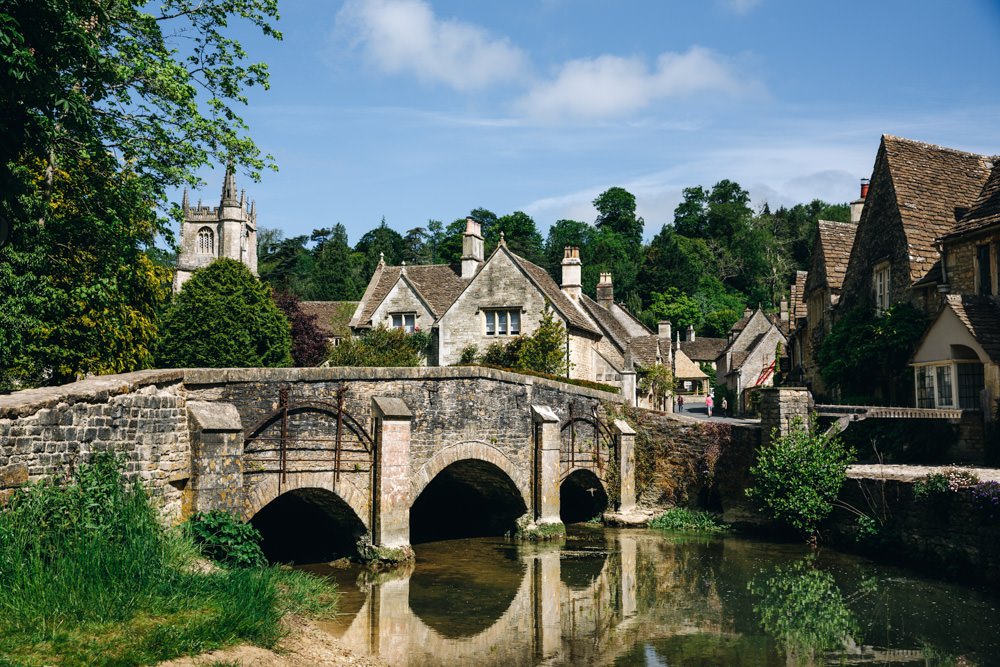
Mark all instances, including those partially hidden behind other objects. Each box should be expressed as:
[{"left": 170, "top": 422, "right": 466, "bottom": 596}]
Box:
[
  {"left": 747, "top": 418, "right": 855, "bottom": 538},
  {"left": 481, "top": 338, "right": 525, "bottom": 368},
  {"left": 458, "top": 345, "right": 479, "bottom": 364},
  {"left": 749, "top": 558, "right": 859, "bottom": 657},
  {"left": 517, "top": 308, "right": 570, "bottom": 376},
  {"left": 913, "top": 469, "right": 980, "bottom": 500},
  {"left": 594, "top": 187, "right": 644, "bottom": 250},
  {"left": 638, "top": 362, "right": 674, "bottom": 408},
  {"left": 0, "top": 454, "right": 338, "bottom": 666},
  {"left": 156, "top": 259, "right": 292, "bottom": 368},
  {"left": 647, "top": 288, "right": 702, "bottom": 330},
  {"left": 816, "top": 302, "right": 927, "bottom": 402},
  {"left": 649, "top": 508, "right": 728, "bottom": 533},
  {"left": 326, "top": 325, "right": 424, "bottom": 367},
  {"left": 185, "top": 510, "right": 267, "bottom": 569}
]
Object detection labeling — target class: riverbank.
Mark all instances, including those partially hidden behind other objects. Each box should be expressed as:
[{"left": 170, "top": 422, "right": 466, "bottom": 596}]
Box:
[{"left": 159, "top": 617, "right": 387, "bottom": 667}]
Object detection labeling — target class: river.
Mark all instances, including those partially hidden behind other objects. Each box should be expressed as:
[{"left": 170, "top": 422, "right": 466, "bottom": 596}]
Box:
[{"left": 302, "top": 525, "right": 1000, "bottom": 666}]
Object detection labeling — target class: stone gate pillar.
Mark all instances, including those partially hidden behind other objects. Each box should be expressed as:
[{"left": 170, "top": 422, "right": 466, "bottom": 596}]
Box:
[
  {"left": 372, "top": 397, "right": 412, "bottom": 550},
  {"left": 759, "top": 387, "right": 813, "bottom": 446},
  {"left": 612, "top": 419, "right": 636, "bottom": 512},
  {"left": 186, "top": 401, "right": 243, "bottom": 516},
  {"left": 531, "top": 405, "right": 562, "bottom": 526}
]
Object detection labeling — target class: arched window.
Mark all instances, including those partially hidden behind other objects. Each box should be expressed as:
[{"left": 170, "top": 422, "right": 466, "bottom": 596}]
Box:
[{"left": 196, "top": 227, "right": 215, "bottom": 254}]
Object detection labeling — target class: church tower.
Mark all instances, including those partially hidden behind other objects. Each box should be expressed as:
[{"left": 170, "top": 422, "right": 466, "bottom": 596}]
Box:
[{"left": 173, "top": 164, "right": 258, "bottom": 292}]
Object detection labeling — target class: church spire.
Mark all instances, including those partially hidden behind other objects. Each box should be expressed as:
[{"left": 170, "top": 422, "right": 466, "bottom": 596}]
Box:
[
  {"left": 181, "top": 188, "right": 189, "bottom": 212},
  {"left": 220, "top": 162, "right": 238, "bottom": 207}
]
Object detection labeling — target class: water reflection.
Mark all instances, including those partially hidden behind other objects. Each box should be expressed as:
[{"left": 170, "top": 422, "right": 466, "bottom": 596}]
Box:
[{"left": 311, "top": 527, "right": 1000, "bottom": 666}]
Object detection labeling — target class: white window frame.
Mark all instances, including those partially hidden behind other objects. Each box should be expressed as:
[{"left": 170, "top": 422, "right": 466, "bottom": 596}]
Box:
[
  {"left": 484, "top": 308, "right": 522, "bottom": 336},
  {"left": 873, "top": 262, "right": 890, "bottom": 314},
  {"left": 913, "top": 363, "right": 958, "bottom": 409},
  {"left": 390, "top": 312, "right": 416, "bottom": 333}
]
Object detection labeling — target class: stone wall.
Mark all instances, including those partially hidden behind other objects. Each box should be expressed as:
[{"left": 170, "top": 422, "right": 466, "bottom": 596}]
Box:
[{"left": 0, "top": 370, "right": 191, "bottom": 519}]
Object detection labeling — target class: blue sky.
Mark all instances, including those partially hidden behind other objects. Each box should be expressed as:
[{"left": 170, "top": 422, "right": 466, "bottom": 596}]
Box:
[{"left": 187, "top": 0, "right": 1000, "bottom": 244}]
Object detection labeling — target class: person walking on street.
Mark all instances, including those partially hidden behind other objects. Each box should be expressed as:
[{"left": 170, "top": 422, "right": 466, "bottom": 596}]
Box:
[
  {"left": 705, "top": 394, "right": 713, "bottom": 418},
  {"left": 677, "top": 395, "right": 684, "bottom": 413},
  {"left": 721, "top": 397, "right": 728, "bottom": 417}
]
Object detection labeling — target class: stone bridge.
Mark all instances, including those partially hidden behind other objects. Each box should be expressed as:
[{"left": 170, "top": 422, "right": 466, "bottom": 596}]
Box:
[{"left": 0, "top": 367, "right": 635, "bottom": 556}]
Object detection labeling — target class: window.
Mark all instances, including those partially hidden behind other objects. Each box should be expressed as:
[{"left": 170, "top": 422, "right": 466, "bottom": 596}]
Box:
[
  {"left": 873, "top": 263, "right": 890, "bottom": 314},
  {"left": 915, "top": 362, "right": 985, "bottom": 410},
  {"left": 916, "top": 366, "right": 935, "bottom": 408},
  {"left": 935, "top": 366, "right": 953, "bottom": 407},
  {"left": 196, "top": 227, "right": 215, "bottom": 255},
  {"left": 484, "top": 308, "right": 521, "bottom": 336},
  {"left": 390, "top": 312, "right": 416, "bottom": 333},
  {"left": 977, "top": 244, "right": 993, "bottom": 296},
  {"left": 958, "top": 363, "right": 985, "bottom": 410}
]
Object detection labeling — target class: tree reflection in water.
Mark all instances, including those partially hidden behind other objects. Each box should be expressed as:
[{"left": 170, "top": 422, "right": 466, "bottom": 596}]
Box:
[{"left": 748, "top": 557, "right": 858, "bottom": 663}]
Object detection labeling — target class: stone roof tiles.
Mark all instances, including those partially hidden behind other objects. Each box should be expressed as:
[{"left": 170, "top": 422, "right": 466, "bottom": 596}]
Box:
[
  {"left": 807, "top": 220, "right": 857, "bottom": 293},
  {"left": 942, "top": 159, "right": 1000, "bottom": 241},
  {"left": 674, "top": 349, "right": 707, "bottom": 380},
  {"left": 299, "top": 301, "right": 358, "bottom": 337},
  {"left": 626, "top": 335, "right": 662, "bottom": 368},
  {"left": 881, "top": 135, "right": 993, "bottom": 284},
  {"left": 944, "top": 294, "right": 1000, "bottom": 364},
  {"left": 678, "top": 337, "right": 727, "bottom": 363},
  {"left": 506, "top": 251, "right": 600, "bottom": 335},
  {"left": 352, "top": 263, "right": 468, "bottom": 327},
  {"left": 579, "top": 295, "right": 632, "bottom": 351}
]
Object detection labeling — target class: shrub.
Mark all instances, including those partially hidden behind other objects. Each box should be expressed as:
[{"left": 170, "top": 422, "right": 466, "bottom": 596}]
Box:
[
  {"left": 272, "top": 291, "right": 329, "bottom": 367},
  {"left": 747, "top": 417, "right": 855, "bottom": 539},
  {"left": 517, "top": 307, "right": 569, "bottom": 376},
  {"left": 970, "top": 481, "right": 1000, "bottom": 517},
  {"left": 648, "top": 508, "right": 728, "bottom": 533},
  {"left": 913, "top": 469, "right": 979, "bottom": 500},
  {"left": 185, "top": 510, "right": 267, "bottom": 568},
  {"left": 326, "top": 325, "right": 423, "bottom": 367},
  {"left": 458, "top": 345, "right": 478, "bottom": 364},
  {"left": 156, "top": 259, "right": 292, "bottom": 368}
]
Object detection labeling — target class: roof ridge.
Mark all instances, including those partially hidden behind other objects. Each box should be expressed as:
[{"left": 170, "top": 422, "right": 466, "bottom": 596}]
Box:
[{"left": 882, "top": 134, "right": 991, "bottom": 160}]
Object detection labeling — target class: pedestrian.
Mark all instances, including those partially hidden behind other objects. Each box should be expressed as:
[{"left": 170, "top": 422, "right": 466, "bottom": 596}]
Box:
[
  {"left": 677, "top": 395, "right": 684, "bottom": 412},
  {"left": 705, "top": 394, "right": 713, "bottom": 418},
  {"left": 721, "top": 397, "right": 728, "bottom": 417}
]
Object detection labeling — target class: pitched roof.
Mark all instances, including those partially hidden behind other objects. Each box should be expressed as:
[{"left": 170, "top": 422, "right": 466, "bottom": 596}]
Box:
[
  {"left": 679, "top": 337, "right": 727, "bottom": 363},
  {"left": 806, "top": 220, "right": 857, "bottom": 293},
  {"left": 299, "top": 301, "right": 358, "bottom": 337},
  {"left": 505, "top": 250, "right": 600, "bottom": 335},
  {"left": 579, "top": 295, "right": 632, "bottom": 351},
  {"left": 942, "top": 159, "right": 1000, "bottom": 241},
  {"left": 626, "top": 335, "right": 663, "bottom": 368},
  {"left": 351, "top": 263, "right": 468, "bottom": 327},
  {"left": 943, "top": 294, "right": 1000, "bottom": 364},
  {"left": 674, "top": 349, "right": 708, "bottom": 380},
  {"left": 880, "top": 135, "right": 993, "bottom": 284}
]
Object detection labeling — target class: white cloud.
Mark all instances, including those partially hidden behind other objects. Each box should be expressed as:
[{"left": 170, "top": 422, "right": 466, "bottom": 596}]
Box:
[
  {"left": 336, "top": 0, "right": 529, "bottom": 91},
  {"left": 516, "top": 47, "right": 757, "bottom": 120}
]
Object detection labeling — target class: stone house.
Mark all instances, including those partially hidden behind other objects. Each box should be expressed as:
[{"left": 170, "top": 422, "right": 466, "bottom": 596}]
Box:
[
  {"left": 911, "top": 159, "right": 1000, "bottom": 415},
  {"left": 174, "top": 165, "right": 257, "bottom": 292},
  {"left": 677, "top": 326, "right": 727, "bottom": 374},
  {"left": 350, "top": 219, "right": 664, "bottom": 400},
  {"left": 715, "top": 308, "right": 787, "bottom": 415},
  {"left": 838, "top": 135, "right": 993, "bottom": 318}
]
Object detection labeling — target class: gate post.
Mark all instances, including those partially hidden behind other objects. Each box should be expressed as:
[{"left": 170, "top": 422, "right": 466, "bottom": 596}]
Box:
[
  {"left": 372, "top": 397, "right": 412, "bottom": 551},
  {"left": 530, "top": 405, "right": 562, "bottom": 526},
  {"left": 612, "top": 419, "right": 636, "bottom": 512},
  {"left": 186, "top": 401, "right": 244, "bottom": 516}
]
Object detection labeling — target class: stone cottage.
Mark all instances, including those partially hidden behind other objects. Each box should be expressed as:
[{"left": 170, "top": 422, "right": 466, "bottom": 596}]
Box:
[
  {"left": 174, "top": 165, "right": 257, "bottom": 292},
  {"left": 715, "top": 308, "right": 787, "bottom": 415},
  {"left": 350, "top": 219, "right": 668, "bottom": 403},
  {"left": 838, "top": 135, "right": 993, "bottom": 318}
]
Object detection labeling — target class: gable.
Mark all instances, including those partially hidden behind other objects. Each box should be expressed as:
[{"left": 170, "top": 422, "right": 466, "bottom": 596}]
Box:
[{"left": 913, "top": 306, "right": 988, "bottom": 365}]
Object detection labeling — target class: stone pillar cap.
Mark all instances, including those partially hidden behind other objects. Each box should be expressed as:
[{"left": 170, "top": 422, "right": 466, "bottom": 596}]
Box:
[
  {"left": 187, "top": 401, "right": 242, "bottom": 432},
  {"left": 530, "top": 404, "right": 560, "bottom": 424},
  {"left": 611, "top": 419, "right": 635, "bottom": 436},
  {"left": 372, "top": 396, "right": 412, "bottom": 420}
]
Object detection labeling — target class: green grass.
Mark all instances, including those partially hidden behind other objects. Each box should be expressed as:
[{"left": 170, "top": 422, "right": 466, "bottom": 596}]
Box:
[
  {"left": 648, "top": 508, "right": 728, "bottom": 534},
  {"left": 0, "top": 454, "right": 337, "bottom": 667}
]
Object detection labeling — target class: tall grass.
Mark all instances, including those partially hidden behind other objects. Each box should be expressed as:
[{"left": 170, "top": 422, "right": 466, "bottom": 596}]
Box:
[
  {"left": 648, "top": 507, "right": 729, "bottom": 534},
  {"left": 0, "top": 454, "right": 336, "bottom": 667}
]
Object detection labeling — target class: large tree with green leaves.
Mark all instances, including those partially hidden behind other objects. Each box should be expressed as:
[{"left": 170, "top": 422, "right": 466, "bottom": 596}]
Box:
[{"left": 156, "top": 259, "right": 291, "bottom": 368}]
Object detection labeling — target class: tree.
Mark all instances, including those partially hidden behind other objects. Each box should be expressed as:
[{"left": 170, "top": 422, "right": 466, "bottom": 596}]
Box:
[
  {"left": 517, "top": 308, "right": 569, "bottom": 376},
  {"left": 355, "top": 217, "right": 405, "bottom": 278},
  {"left": 272, "top": 292, "right": 329, "bottom": 367},
  {"left": 257, "top": 232, "right": 312, "bottom": 295},
  {"left": 593, "top": 187, "right": 643, "bottom": 250},
  {"left": 747, "top": 417, "right": 855, "bottom": 539},
  {"left": 647, "top": 288, "right": 703, "bottom": 331},
  {"left": 488, "top": 211, "right": 544, "bottom": 264},
  {"left": 156, "top": 259, "right": 291, "bottom": 368},
  {"left": 326, "top": 325, "right": 423, "bottom": 367},
  {"left": 544, "top": 219, "right": 593, "bottom": 280},
  {"left": 309, "top": 223, "right": 365, "bottom": 300}
]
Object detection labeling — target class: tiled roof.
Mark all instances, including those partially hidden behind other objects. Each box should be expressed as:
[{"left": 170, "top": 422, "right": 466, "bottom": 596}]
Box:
[
  {"left": 626, "top": 335, "right": 662, "bottom": 368},
  {"left": 674, "top": 349, "right": 707, "bottom": 380},
  {"left": 580, "top": 295, "right": 632, "bottom": 351},
  {"left": 942, "top": 159, "right": 1000, "bottom": 241},
  {"left": 352, "top": 263, "right": 468, "bottom": 327},
  {"left": 299, "top": 301, "right": 358, "bottom": 337},
  {"left": 945, "top": 294, "right": 1000, "bottom": 364},
  {"left": 881, "top": 135, "right": 993, "bottom": 284},
  {"left": 506, "top": 251, "right": 600, "bottom": 335},
  {"left": 678, "top": 337, "right": 727, "bottom": 363},
  {"left": 806, "top": 220, "right": 857, "bottom": 293}
]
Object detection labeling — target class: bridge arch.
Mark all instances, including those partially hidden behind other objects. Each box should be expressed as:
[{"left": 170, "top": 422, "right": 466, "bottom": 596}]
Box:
[
  {"left": 410, "top": 440, "right": 531, "bottom": 507},
  {"left": 560, "top": 467, "right": 609, "bottom": 524},
  {"left": 243, "top": 470, "right": 370, "bottom": 529}
]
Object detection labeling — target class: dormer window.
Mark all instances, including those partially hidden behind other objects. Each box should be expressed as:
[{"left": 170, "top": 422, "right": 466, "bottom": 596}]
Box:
[
  {"left": 196, "top": 227, "right": 215, "bottom": 255},
  {"left": 390, "top": 312, "right": 416, "bottom": 333},
  {"left": 873, "top": 262, "right": 890, "bottom": 315},
  {"left": 484, "top": 308, "right": 521, "bottom": 336}
]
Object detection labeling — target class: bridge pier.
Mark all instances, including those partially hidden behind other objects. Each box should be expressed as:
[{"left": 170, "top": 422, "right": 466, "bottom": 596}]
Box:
[
  {"left": 531, "top": 405, "right": 564, "bottom": 529},
  {"left": 612, "top": 419, "right": 636, "bottom": 512},
  {"left": 187, "top": 401, "right": 244, "bottom": 515},
  {"left": 759, "top": 387, "right": 813, "bottom": 445},
  {"left": 372, "top": 397, "right": 413, "bottom": 554}
]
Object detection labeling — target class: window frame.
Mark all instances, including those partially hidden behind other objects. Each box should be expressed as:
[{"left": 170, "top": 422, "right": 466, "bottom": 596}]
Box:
[
  {"left": 483, "top": 308, "right": 522, "bottom": 336},
  {"left": 873, "top": 262, "right": 891, "bottom": 315},
  {"left": 389, "top": 312, "right": 416, "bottom": 333},
  {"left": 196, "top": 227, "right": 215, "bottom": 255}
]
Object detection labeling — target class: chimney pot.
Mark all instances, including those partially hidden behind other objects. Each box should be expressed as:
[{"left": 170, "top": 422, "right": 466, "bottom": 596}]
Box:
[
  {"left": 686, "top": 324, "right": 695, "bottom": 342},
  {"left": 461, "top": 217, "right": 484, "bottom": 278},
  {"left": 561, "top": 245, "right": 582, "bottom": 300},
  {"left": 860, "top": 178, "right": 870, "bottom": 200},
  {"left": 596, "top": 272, "right": 614, "bottom": 307},
  {"left": 658, "top": 321, "right": 672, "bottom": 341}
]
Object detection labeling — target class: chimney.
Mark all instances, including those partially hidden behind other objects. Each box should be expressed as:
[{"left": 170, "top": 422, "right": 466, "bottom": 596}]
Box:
[
  {"left": 461, "top": 217, "right": 484, "bottom": 279},
  {"left": 561, "top": 246, "right": 582, "bottom": 300},
  {"left": 686, "top": 324, "right": 695, "bottom": 342},
  {"left": 850, "top": 178, "right": 869, "bottom": 223},
  {"left": 596, "top": 272, "right": 614, "bottom": 308},
  {"left": 780, "top": 298, "right": 789, "bottom": 323},
  {"left": 743, "top": 306, "right": 752, "bottom": 319},
  {"left": 658, "top": 321, "right": 672, "bottom": 341}
]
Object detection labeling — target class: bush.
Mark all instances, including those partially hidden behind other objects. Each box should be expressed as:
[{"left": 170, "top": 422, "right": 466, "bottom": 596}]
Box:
[
  {"left": 913, "top": 469, "right": 979, "bottom": 500},
  {"left": 272, "top": 292, "right": 329, "bottom": 367},
  {"left": 326, "top": 325, "right": 424, "bottom": 367},
  {"left": 747, "top": 417, "right": 855, "bottom": 538},
  {"left": 648, "top": 508, "right": 727, "bottom": 533},
  {"left": 185, "top": 510, "right": 267, "bottom": 568},
  {"left": 157, "top": 259, "right": 292, "bottom": 368}
]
